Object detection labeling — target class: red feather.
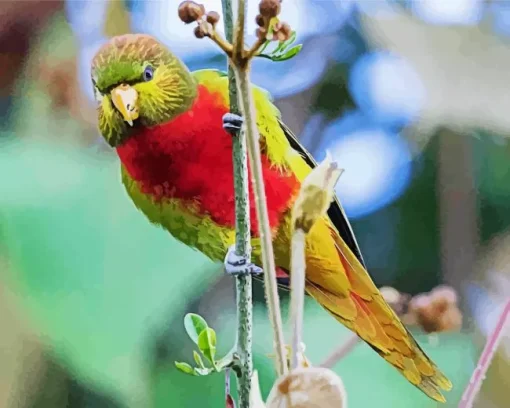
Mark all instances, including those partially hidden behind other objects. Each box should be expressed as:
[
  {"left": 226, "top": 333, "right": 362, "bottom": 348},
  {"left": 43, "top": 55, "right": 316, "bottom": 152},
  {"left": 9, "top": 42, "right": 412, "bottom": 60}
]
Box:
[{"left": 116, "top": 85, "right": 299, "bottom": 235}]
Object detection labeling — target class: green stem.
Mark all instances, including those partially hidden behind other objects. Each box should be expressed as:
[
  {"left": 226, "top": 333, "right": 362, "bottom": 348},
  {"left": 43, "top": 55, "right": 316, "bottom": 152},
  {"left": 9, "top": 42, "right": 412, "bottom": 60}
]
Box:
[
  {"left": 234, "top": 63, "right": 287, "bottom": 377},
  {"left": 222, "top": 0, "right": 253, "bottom": 407}
]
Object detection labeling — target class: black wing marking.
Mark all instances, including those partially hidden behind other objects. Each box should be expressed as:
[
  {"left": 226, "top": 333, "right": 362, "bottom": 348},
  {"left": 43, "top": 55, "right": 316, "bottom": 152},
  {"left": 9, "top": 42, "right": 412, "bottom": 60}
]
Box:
[{"left": 278, "top": 119, "right": 367, "bottom": 268}]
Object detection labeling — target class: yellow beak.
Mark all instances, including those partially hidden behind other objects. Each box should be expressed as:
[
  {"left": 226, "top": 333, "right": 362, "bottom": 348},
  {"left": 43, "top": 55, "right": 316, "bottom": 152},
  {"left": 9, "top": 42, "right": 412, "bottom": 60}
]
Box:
[{"left": 111, "top": 84, "right": 139, "bottom": 126}]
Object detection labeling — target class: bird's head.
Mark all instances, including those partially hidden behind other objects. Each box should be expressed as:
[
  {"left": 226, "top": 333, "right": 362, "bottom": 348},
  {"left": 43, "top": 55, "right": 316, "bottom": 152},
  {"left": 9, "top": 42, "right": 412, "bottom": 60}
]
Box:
[{"left": 91, "top": 34, "right": 197, "bottom": 147}]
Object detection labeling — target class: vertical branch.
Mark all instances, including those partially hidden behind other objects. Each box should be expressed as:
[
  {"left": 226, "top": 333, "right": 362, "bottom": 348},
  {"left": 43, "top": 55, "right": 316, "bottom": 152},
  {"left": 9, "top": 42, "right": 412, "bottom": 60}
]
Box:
[
  {"left": 235, "top": 64, "right": 288, "bottom": 376},
  {"left": 222, "top": 0, "right": 253, "bottom": 406},
  {"left": 290, "top": 229, "right": 306, "bottom": 369}
]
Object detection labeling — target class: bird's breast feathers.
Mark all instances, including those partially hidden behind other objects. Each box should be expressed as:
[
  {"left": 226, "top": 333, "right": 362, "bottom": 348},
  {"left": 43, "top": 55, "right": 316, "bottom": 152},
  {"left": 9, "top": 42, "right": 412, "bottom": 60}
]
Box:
[{"left": 116, "top": 71, "right": 303, "bottom": 259}]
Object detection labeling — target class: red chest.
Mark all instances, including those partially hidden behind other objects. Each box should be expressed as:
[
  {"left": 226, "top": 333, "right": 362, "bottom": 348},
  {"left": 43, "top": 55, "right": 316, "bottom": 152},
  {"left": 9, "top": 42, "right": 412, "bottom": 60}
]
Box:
[{"left": 116, "top": 85, "right": 299, "bottom": 235}]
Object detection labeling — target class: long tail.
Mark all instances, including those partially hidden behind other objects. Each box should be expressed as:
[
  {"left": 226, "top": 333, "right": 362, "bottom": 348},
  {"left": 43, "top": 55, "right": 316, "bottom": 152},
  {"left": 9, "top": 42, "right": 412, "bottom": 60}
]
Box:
[{"left": 304, "top": 221, "right": 453, "bottom": 402}]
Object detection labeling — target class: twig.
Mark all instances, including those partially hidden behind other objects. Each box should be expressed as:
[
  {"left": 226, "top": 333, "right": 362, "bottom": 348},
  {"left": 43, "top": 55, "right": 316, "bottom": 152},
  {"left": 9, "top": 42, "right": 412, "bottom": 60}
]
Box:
[
  {"left": 234, "top": 66, "right": 288, "bottom": 377},
  {"left": 245, "top": 37, "right": 266, "bottom": 60},
  {"left": 290, "top": 229, "right": 306, "bottom": 369},
  {"left": 207, "top": 27, "right": 234, "bottom": 56},
  {"left": 458, "top": 299, "right": 510, "bottom": 408},
  {"left": 320, "top": 334, "right": 361, "bottom": 369},
  {"left": 221, "top": 0, "right": 253, "bottom": 406},
  {"left": 232, "top": 0, "right": 288, "bottom": 377}
]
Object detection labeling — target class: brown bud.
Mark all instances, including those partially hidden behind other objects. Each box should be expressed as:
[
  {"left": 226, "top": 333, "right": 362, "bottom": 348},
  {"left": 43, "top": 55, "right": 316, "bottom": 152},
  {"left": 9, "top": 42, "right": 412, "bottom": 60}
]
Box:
[
  {"left": 194, "top": 26, "right": 206, "bottom": 39},
  {"left": 255, "top": 14, "right": 265, "bottom": 27},
  {"left": 279, "top": 22, "right": 291, "bottom": 38},
  {"left": 178, "top": 1, "right": 205, "bottom": 24},
  {"left": 259, "top": 0, "right": 281, "bottom": 18},
  {"left": 255, "top": 27, "right": 267, "bottom": 41},
  {"left": 431, "top": 285, "right": 458, "bottom": 305},
  {"left": 206, "top": 11, "right": 220, "bottom": 25},
  {"left": 437, "top": 306, "right": 463, "bottom": 332}
]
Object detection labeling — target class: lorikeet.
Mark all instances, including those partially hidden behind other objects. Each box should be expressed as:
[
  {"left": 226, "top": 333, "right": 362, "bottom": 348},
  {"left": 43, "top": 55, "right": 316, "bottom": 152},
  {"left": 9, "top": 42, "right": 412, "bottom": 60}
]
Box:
[{"left": 91, "top": 33, "right": 452, "bottom": 402}]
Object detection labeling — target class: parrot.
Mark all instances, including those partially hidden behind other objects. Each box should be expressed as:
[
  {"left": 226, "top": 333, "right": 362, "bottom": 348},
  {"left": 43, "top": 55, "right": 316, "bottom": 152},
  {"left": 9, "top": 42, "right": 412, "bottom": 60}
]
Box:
[{"left": 91, "top": 33, "right": 452, "bottom": 402}]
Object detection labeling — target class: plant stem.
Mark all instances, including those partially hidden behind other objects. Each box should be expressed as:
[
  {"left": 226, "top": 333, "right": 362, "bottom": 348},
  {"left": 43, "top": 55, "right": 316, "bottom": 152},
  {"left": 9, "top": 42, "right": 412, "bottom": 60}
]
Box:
[
  {"left": 459, "top": 299, "right": 510, "bottom": 408},
  {"left": 290, "top": 228, "right": 306, "bottom": 369},
  {"left": 222, "top": 0, "right": 253, "bottom": 406},
  {"left": 320, "top": 334, "right": 361, "bottom": 368},
  {"left": 234, "top": 58, "right": 288, "bottom": 377}
]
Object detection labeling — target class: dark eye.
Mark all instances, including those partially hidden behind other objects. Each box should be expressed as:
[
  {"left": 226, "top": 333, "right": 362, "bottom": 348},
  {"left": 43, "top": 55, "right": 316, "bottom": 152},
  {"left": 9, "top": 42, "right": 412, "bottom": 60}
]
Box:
[{"left": 143, "top": 66, "right": 154, "bottom": 82}]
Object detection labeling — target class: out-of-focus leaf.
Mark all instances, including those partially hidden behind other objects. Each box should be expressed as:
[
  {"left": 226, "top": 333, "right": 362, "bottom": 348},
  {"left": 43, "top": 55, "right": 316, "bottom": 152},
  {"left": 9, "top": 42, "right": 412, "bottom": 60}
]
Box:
[
  {"left": 193, "top": 350, "right": 206, "bottom": 368},
  {"left": 198, "top": 327, "right": 217, "bottom": 363},
  {"left": 175, "top": 362, "right": 196, "bottom": 376},
  {"left": 271, "top": 45, "right": 303, "bottom": 62},
  {"left": 184, "top": 313, "right": 209, "bottom": 345},
  {"left": 0, "top": 140, "right": 220, "bottom": 407},
  {"left": 194, "top": 367, "right": 214, "bottom": 376}
]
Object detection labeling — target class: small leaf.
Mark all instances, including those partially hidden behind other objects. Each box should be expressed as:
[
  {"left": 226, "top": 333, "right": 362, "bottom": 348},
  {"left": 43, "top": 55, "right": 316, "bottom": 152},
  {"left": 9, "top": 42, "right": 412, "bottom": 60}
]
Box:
[
  {"left": 193, "top": 367, "right": 213, "bottom": 376},
  {"left": 198, "top": 327, "right": 217, "bottom": 363},
  {"left": 272, "top": 30, "right": 297, "bottom": 54},
  {"left": 272, "top": 44, "right": 302, "bottom": 62},
  {"left": 184, "top": 313, "right": 208, "bottom": 345},
  {"left": 258, "top": 39, "right": 271, "bottom": 54},
  {"left": 283, "top": 31, "right": 297, "bottom": 48},
  {"left": 193, "top": 350, "right": 206, "bottom": 368},
  {"left": 175, "top": 361, "right": 196, "bottom": 376},
  {"left": 256, "top": 53, "right": 274, "bottom": 61}
]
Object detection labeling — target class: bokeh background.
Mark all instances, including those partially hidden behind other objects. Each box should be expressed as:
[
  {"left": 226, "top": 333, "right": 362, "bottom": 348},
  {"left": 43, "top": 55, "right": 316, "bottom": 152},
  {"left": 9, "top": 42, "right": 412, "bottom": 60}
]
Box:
[{"left": 1, "top": 0, "right": 510, "bottom": 407}]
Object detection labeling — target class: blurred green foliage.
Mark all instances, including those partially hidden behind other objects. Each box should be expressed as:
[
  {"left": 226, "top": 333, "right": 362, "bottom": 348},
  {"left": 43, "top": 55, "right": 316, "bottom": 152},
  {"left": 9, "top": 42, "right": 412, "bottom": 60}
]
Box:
[{"left": 0, "top": 140, "right": 221, "bottom": 406}]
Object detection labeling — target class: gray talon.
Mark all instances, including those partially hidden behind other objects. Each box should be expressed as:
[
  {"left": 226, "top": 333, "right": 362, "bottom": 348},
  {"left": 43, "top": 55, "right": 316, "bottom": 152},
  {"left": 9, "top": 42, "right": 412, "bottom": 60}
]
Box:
[
  {"left": 222, "top": 113, "right": 244, "bottom": 134},
  {"left": 224, "top": 244, "right": 263, "bottom": 276}
]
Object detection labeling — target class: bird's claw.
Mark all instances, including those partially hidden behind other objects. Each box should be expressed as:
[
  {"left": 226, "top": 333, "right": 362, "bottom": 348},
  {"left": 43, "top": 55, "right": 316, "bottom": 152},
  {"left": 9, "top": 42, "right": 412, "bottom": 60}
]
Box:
[
  {"left": 224, "top": 244, "right": 263, "bottom": 276},
  {"left": 222, "top": 113, "right": 244, "bottom": 135}
]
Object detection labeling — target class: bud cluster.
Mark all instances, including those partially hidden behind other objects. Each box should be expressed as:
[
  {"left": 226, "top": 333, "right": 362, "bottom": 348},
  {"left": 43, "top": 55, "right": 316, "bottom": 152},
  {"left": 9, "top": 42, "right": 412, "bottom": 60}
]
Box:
[
  {"left": 381, "top": 285, "right": 462, "bottom": 334},
  {"left": 255, "top": 0, "right": 292, "bottom": 42},
  {"left": 178, "top": 1, "right": 220, "bottom": 39}
]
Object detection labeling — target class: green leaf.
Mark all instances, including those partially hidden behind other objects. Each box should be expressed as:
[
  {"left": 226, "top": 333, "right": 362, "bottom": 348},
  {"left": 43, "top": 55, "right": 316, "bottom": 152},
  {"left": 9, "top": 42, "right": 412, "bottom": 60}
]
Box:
[
  {"left": 257, "top": 39, "right": 271, "bottom": 54},
  {"left": 272, "top": 30, "right": 297, "bottom": 54},
  {"left": 174, "top": 362, "right": 196, "bottom": 376},
  {"left": 272, "top": 44, "right": 302, "bottom": 62},
  {"left": 193, "top": 350, "right": 206, "bottom": 368},
  {"left": 198, "top": 327, "right": 217, "bottom": 363},
  {"left": 193, "top": 367, "right": 213, "bottom": 376},
  {"left": 184, "top": 313, "right": 208, "bottom": 345},
  {"left": 256, "top": 53, "right": 275, "bottom": 61}
]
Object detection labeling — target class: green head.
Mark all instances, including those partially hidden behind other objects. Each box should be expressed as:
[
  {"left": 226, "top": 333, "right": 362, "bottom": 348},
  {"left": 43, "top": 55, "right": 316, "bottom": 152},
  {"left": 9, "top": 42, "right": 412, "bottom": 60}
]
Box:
[{"left": 91, "top": 34, "right": 197, "bottom": 147}]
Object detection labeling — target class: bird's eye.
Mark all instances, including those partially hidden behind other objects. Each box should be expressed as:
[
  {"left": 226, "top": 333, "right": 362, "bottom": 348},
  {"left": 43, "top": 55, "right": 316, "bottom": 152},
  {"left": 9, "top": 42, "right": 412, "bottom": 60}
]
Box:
[{"left": 143, "top": 66, "right": 154, "bottom": 82}]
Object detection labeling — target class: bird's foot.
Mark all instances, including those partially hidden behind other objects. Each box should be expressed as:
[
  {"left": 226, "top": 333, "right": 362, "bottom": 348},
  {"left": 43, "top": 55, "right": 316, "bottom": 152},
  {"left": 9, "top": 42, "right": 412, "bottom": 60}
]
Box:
[
  {"left": 224, "top": 244, "right": 263, "bottom": 276},
  {"left": 222, "top": 113, "right": 244, "bottom": 135}
]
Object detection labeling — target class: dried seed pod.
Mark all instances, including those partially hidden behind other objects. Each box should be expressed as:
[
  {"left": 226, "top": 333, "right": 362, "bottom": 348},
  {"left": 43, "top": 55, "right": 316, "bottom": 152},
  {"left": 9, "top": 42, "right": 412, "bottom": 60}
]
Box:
[
  {"left": 178, "top": 1, "right": 205, "bottom": 24},
  {"left": 292, "top": 152, "right": 342, "bottom": 233},
  {"left": 266, "top": 367, "right": 346, "bottom": 408},
  {"left": 194, "top": 26, "right": 206, "bottom": 39},
  {"left": 255, "top": 14, "right": 265, "bottom": 27},
  {"left": 259, "top": 0, "right": 281, "bottom": 18},
  {"left": 206, "top": 11, "right": 220, "bottom": 25}
]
